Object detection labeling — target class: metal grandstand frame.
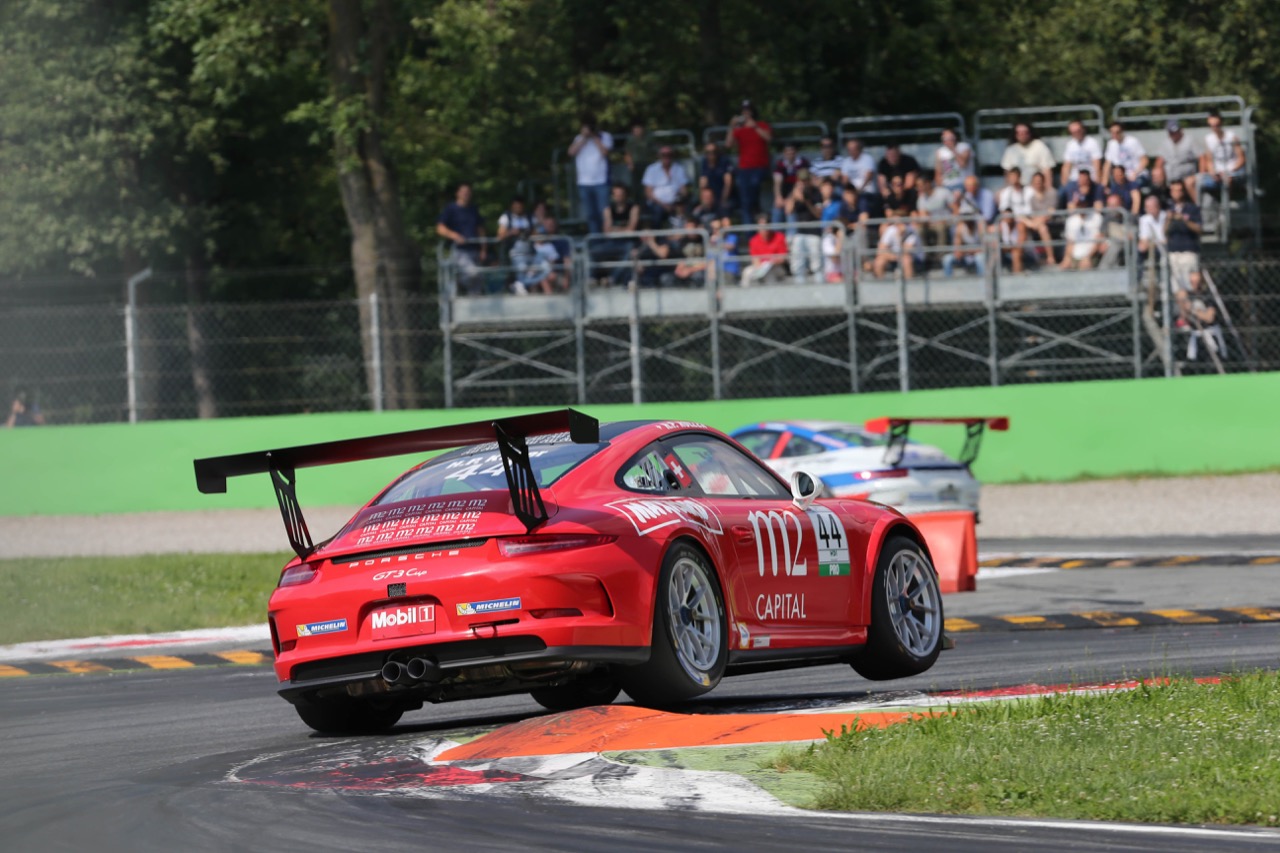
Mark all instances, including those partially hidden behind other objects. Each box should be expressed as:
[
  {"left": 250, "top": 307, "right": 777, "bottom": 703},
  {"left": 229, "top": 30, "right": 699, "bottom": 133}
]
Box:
[
  {"left": 438, "top": 211, "right": 1158, "bottom": 405},
  {"left": 703, "top": 120, "right": 830, "bottom": 149}
]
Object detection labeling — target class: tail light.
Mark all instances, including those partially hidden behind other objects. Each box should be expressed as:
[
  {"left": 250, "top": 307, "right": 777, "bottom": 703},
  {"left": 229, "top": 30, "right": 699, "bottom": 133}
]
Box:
[
  {"left": 497, "top": 534, "right": 616, "bottom": 557},
  {"left": 278, "top": 561, "right": 321, "bottom": 587},
  {"left": 855, "top": 468, "right": 910, "bottom": 481}
]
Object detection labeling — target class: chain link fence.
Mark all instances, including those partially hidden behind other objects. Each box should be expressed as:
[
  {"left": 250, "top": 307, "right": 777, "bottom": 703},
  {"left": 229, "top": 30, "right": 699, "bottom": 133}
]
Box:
[{"left": 4, "top": 229, "right": 1280, "bottom": 424}]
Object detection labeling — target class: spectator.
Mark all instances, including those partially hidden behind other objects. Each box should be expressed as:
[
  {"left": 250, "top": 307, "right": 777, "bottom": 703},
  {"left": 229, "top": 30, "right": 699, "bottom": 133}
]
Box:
[
  {"left": 1156, "top": 120, "right": 1199, "bottom": 200},
  {"left": 436, "top": 182, "right": 488, "bottom": 296},
  {"left": 699, "top": 143, "right": 735, "bottom": 211},
  {"left": 772, "top": 143, "right": 811, "bottom": 222},
  {"left": 596, "top": 184, "right": 640, "bottom": 287},
  {"left": 1000, "top": 122, "right": 1055, "bottom": 189},
  {"left": 642, "top": 145, "right": 691, "bottom": 222},
  {"left": 1058, "top": 208, "right": 1103, "bottom": 270},
  {"left": 1164, "top": 178, "right": 1202, "bottom": 291},
  {"left": 934, "top": 128, "right": 974, "bottom": 193},
  {"left": 1059, "top": 120, "right": 1102, "bottom": 193},
  {"left": 1177, "top": 270, "right": 1226, "bottom": 360},
  {"left": 672, "top": 220, "right": 710, "bottom": 287},
  {"left": 953, "top": 173, "right": 997, "bottom": 232},
  {"left": 883, "top": 173, "right": 917, "bottom": 219},
  {"left": 496, "top": 196, "right": 533, "bottom": 244},
  {"left": 1199, "top": 107, "right": 1247, "bottom": 222},
  {"left": 811, "top": 137, "right": 843, "bottom": 181},
  {"left": 873, "top": 206, "right": 922, "bottom": 279},
  {"left": 623, "top": 119, "right": 657, "bottom": 201},
  {"left": 840, "top": 138, "right": 882, "bottom": 217},
  {"left": 1106, "top": 163, "right": 1142, "bottom": 215},
  {"left": 837, "top": 184, "right": 864, "bottom": 228},
  {"left": 1137, "top": 193, "right": 1167, "bottom": 295},
  {"left": 784, "top": 171, "right": 823, "bottom": 283},
  {"left": 914, "top": 173, "right": 952, "bottom": 249},
  {"left": 877, "top": 142, "right": 921, "bottom": 194},
  {"left": 741, "top": 214, "right": 788, "bottom": 286},
  {"left": 568, "top": 114, "right": 613, "bottom": 234},
  {"left": 821, "top": 223, "right": 844, "bottom": 283},
  {"left": 818, "top": 177, "right": 843, "bottom": 222},
  {"left": 1097, "top": 193, "right": 1130, "bottom": 269},
  {"left": 945, "top": 175, "right": 994, "bottom": 276},
  {"left": 1021, "top": 171, "right": 1056, "bottom": 260},
  {"left": 1103, "top": 120, "right": 1149, "bottom": 185},
  {"left": 725, "top": 100, "right": 773, "bottom": 224},
  {"left": 1144, "top": 161, "right": 1173, "bottom": 210},
  {"left": 997, "top": 168, "right": 1033, "bottom": 274},
  {"left": 691, "top": 185, "right": 730, "bottom": 230},
  {"left": 532, "top": 216, "right": 572, "bottom": 293},
  {"left": 709, "top": 217, "right": 742, "bottom": 284},
  {"left": 6, "top": 389, "right": 43, "bottom": 427},
  {"left": 1064, "top": 169, "right": 1104, "bottom": 212}
]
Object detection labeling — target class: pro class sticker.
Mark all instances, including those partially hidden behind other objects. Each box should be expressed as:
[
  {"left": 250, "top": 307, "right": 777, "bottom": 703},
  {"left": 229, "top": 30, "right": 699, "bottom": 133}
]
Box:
[
  {"left": 296, "top": 618, "right": 348, "bottom": 637},
  {"left": 456, "top": 597, "right": 521, "bottom": 617},
  {"left": 807, "top": 506, "right": 851, "bottom": 576}
]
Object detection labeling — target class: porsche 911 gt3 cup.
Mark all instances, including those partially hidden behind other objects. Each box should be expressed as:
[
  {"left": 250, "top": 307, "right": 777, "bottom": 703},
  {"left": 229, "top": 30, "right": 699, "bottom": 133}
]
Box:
[{"left": 731, "top": 417, "right": 1007, "bottom": 516}]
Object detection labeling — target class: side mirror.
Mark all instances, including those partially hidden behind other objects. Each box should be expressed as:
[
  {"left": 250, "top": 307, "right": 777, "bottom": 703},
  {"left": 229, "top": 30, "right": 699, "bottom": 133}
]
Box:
[{"left": 790, "top": 471, "right": 824, "bottom": 511}]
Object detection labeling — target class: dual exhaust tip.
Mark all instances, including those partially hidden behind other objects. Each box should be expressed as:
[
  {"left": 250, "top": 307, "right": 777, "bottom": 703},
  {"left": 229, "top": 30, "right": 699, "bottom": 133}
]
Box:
[{"left": 382, "top": 657, "right": 443, "bottom": 685}]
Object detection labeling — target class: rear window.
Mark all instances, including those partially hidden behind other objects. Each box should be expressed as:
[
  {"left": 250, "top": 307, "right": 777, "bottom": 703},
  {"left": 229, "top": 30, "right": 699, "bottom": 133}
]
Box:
[
  {"left": 375, "top": 438, "right": 605, "bottom": 504},
  {"left": 823, "top": 427, "right": 884, "bottom": 448}
]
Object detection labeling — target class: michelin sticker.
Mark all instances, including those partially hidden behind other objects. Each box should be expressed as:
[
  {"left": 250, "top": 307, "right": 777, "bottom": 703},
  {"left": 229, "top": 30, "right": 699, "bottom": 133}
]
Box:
[
  {"left": 456, "top": 597, "right": 521, "bottom": 617},
  {"left": 807, "top": 506, "right": 851, "bottom": 576},
  {"left": 296, "top": 618, "right": 347, "bottom": 637}
]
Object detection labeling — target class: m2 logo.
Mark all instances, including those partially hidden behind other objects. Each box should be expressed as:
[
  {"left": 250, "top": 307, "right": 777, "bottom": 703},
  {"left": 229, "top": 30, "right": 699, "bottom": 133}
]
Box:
[{"left": 747, "top": 510, "right": 808, "bottom": 577}]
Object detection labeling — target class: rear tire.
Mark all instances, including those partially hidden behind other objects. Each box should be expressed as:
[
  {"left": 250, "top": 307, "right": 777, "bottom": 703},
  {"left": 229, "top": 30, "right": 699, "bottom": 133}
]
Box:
[
  {"left": 851, "top": 535, "right": 943, "bottom": 681},
  {"left": 294, "top": 697, "right": 404, "bottom": 734},
  {"left": 530, "top": 677, "right": 622, "bottom": 712},
  {"left": 620, "top": 542, "right": 727, "bottom": 707}
]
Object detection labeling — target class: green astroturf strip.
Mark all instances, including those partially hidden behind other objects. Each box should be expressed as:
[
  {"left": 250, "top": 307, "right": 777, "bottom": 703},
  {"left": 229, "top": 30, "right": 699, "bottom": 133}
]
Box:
[{"left": 2, "top": 372, "right": 1278, "bottom": 516}]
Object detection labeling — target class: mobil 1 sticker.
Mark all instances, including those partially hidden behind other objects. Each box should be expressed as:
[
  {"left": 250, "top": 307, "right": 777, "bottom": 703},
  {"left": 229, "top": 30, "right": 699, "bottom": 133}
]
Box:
[{"left": 807, "top": 506, "right": 850, "bottom": 576}]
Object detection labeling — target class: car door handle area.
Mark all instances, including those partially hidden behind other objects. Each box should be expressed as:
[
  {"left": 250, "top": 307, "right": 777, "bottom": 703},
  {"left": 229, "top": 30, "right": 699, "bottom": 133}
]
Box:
[{"left": 731, "top": 524, "right": 755, "bottom": 544}]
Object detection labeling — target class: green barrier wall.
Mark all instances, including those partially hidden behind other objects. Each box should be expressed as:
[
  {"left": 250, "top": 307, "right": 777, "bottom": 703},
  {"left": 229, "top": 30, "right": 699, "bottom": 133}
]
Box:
[{"left": 2, "top": 372, "right": 1277, "bottom": 516}]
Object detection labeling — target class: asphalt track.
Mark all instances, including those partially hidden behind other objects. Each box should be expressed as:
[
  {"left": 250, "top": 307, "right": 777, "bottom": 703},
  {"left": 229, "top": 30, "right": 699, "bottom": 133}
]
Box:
[{"left": 3, "top": 549, "right": 1280, "bottom": 851}]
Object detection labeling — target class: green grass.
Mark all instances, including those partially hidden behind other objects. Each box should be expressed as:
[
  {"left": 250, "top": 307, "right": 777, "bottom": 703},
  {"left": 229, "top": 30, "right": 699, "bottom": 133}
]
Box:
[
  {"left": 0, "top": 553, "right": 288, "bottom": 644},
  {"left": 774, "top": 674, "right": 1280, "bottom": 826}
]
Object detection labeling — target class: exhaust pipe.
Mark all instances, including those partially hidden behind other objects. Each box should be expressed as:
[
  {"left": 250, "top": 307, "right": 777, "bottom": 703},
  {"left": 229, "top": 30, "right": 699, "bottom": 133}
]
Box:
[
  {"left": 381, "top": 660, "right": 407, "bottom": 684},
  {"left": 406, "top": 657, "right": 443, "bottom": 683}
]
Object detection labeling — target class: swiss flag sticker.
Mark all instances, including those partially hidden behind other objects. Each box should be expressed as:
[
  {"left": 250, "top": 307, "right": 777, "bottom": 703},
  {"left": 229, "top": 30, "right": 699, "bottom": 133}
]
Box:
[{"left": 664, "top": 453, "right": 693, "bottom": 488}]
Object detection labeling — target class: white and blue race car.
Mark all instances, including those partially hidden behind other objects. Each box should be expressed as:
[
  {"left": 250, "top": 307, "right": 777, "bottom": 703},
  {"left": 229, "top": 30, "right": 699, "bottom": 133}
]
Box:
[{"left": 730, "top": 417, "right": 1007, "bottom": 517}]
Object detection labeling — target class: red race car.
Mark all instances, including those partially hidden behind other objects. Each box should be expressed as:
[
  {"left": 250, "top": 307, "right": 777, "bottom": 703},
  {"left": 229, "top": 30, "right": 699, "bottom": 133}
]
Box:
[{"left": 194, "top": 409, "right": 947, "bottom": 734}]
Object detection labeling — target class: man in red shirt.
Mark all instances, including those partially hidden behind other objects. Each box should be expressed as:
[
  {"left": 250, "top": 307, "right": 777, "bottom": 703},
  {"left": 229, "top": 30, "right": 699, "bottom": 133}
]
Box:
[
  {"left": 725, "top": 100, "right": 773, "bottom": 225},
  {"left": 741, "top": 213, "right": 788, "bottom": 286}
]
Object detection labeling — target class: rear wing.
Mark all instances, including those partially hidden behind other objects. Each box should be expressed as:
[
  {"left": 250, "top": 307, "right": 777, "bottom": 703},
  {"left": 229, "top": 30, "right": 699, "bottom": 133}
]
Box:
[
  {"left": 863, "top": 417, "right": 1009, "bottom": 467},
  {"left": 194, "top": 408, "right": 599, "bottom": 558}
]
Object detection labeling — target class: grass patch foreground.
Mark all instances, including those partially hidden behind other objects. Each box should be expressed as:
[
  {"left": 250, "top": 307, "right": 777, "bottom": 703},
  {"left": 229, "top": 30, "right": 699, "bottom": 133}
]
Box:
[
  {"left": 775, "top": 673, "right": 1280, "bottom": 827},
  {"left": 0, "top": 553, "right": 287, "bottom": 645}
]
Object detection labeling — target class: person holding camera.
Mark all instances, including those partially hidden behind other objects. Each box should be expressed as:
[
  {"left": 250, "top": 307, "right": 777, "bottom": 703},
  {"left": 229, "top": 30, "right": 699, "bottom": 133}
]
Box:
[
  {"left": 6, "top": 390, "right": 44, "bottom": 428},
  {"left": 1164, "top": 178, "right": 1202, "bottom": 292},
  {"left": 725, "top": 100, "right": 772, "bottom": 225},
  {"left": 569, "top": 114, "right": 614, "bottom": 234}
]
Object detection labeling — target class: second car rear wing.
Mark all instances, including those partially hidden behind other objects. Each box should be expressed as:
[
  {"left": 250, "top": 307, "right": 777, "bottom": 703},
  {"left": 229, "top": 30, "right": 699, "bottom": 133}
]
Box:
[
  {"left": 194, "top": 408, "right": 600, "bottom": 558},
  {"left": 863, "top": 417, "right": 1009, "bottom": 467}
]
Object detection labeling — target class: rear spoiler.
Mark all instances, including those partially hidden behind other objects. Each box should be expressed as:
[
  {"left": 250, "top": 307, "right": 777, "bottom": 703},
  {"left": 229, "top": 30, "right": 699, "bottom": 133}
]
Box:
[
  {"left": 863, "top": 417, "right": 1009, "bottom": 467},
  {"left": 194, "top": 408, "right": 599, "bottom": 559}
]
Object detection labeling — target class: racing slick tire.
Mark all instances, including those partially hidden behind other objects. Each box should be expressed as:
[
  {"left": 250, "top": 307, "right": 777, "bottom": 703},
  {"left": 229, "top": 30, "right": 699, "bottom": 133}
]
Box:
[
  {"left": 850, "top": 535, "right": 944, "bottom": 681},
  {"left": 529, "top": 677, "right": 623, "bottom": 712},
  {"left": 620, "top": 541, "right": 728, "bottom": 707},
  {"left": 293, "top": 697, "right": 404, "bottom": 734}
]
